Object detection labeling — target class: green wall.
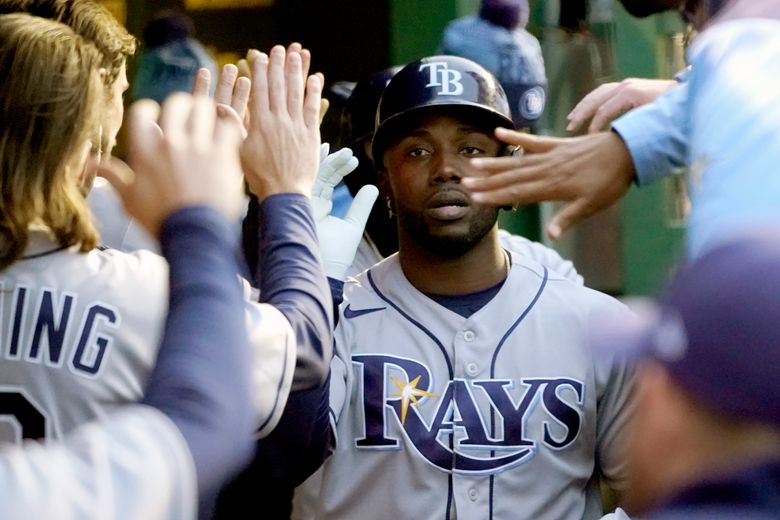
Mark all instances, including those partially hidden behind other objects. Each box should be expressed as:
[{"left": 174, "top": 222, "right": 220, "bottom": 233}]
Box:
[
  {"left": 389, "top": 0, "right": 458, "bottom": 65},
  {"left": 615, "top": 7, "right": 686, "bottom": 295}
]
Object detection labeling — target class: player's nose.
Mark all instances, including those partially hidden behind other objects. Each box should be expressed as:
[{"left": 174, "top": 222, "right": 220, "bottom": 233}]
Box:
[{"left": 430, "top": 152, "right": 462, "bottom": 184}]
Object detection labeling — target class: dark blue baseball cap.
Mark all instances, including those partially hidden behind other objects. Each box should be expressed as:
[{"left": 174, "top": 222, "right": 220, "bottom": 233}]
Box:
[{"left": 591, "top": 229, "right": 780, "bottom": 427}]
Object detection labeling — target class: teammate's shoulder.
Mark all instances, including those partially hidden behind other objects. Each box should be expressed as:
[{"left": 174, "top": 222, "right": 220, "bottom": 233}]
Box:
[
  {"left": 508, "top": 252, "right": 624, "bottom": 309},
  {"left": 508, "top": 249, "right": 565, "bottom": 281},
  {"left": 88, "top": 246, "right": 169, "bottom": 285}
]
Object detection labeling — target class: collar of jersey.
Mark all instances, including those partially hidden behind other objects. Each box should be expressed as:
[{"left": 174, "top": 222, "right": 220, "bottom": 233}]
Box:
[{"left": 19, "top": 225, "right": 75, "bottom": 259}]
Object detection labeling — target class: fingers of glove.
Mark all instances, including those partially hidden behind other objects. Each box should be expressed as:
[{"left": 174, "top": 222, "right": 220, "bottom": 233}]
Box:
[
  {"left": 323, "top": 147, "right": 357, "bottom": 181},
  {"left": 344, "top": 184, "right": 379, "bottom": 228},
  {"left": 313, "top": 151, "right": 356, "bottom": 199},
  {"left": 319, "top": 142, "right": 330, "bottom": 163},
  {"left": 311, "top": 196, "right": 333, "bottom": 221}
]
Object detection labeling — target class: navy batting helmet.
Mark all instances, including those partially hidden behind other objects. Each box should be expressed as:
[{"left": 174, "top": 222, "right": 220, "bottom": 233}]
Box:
[{"left": 372, "top": 55, "right": 514, "bottom": 164}]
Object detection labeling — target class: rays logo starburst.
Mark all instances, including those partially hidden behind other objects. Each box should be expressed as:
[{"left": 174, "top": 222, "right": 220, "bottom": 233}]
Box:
[{"left": 390, "top": 374, "right": 438, "bottom": 425}]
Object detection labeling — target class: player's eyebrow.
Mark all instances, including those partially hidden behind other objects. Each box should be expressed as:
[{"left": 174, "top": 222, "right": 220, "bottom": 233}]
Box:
[
  {"left": 454, "top": 125, "right": 488, "bottom": 135},
  {"left": 404, "top": 125, "right": 490, "bottom": 139}
]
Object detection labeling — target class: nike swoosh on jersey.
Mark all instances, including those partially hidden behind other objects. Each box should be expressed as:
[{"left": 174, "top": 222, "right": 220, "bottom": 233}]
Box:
[{"left": 343, "top": 304, "right": 386, "bottom": 319}]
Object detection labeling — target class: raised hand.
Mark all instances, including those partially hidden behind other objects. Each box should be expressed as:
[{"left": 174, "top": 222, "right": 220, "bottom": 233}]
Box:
[
  {"left": 240, "top": 44, "right": 323, "bottom": 200},
  {"left": 192, "top": 64, "right": 251, "bottom": 137},
  {"left": 566, "top": 78, "right": 678, "bottom": 134},
  {"left": 462, "top": 129, "right": 635, "bottom": 240},
  {"left": 97, "top": 94, "right": 245, "bottom": 237}
]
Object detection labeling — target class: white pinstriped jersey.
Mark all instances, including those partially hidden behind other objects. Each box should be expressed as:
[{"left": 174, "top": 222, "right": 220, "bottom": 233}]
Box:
[
  {"left": 0, "top": 405, "right": 196, "bottom": 519},
  {"left": 349, "top": 229, "right": 583, "bottom": 285},
  {"left": 297, "top": 251, "right": 632, "bottom": 520},
  {"left": 0, "top": 227, "right": 295, "bottom": 445}
]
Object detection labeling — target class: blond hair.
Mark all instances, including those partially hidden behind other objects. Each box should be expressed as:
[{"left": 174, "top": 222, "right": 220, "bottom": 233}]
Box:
[{"left": 0, "top": 13, "right": 103, "bottom": 268}]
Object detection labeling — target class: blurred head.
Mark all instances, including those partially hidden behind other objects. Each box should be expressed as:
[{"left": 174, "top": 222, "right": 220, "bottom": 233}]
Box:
[
  {"left": 373, "top": 57, "right": 515, "bottom": 258},
  {"left": 0, "top": 0, "right": 136, "bottom": 158},
  {"left": 0, "top": 13, "right": 103, "bottom": 268},
  {"left": 338, "top": 66, "right": 401, "bottom": 257},
  {"left": 592, "top": 230, "right": 780, "bottom": 514},
  {"left": 479, "top": 0, "right": 529, "bottom": 30}
]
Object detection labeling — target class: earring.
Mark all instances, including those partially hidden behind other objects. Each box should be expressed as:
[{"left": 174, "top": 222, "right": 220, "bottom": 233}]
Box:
[{"left": 386, "top": 197, "right": 395, "bottom": 219}]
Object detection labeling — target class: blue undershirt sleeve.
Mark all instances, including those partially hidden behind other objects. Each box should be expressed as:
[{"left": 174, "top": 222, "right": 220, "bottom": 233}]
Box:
[
  {"left": 142, "top": 206, "right": 255, "bottom": 503},
  {"left": 212, "top": 195, "right": 335, "bottom": 516},
  {"left": 256, "top": 193, "right": 334, "bottom": 391}
]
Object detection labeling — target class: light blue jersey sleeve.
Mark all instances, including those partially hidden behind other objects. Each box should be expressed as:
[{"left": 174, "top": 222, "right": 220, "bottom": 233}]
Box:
[
  {"left": 611, "top": 82, "right": 690, "bottom": 187},
  {"left": 684, "top": 19, "right": 780, "bottom": 258}
]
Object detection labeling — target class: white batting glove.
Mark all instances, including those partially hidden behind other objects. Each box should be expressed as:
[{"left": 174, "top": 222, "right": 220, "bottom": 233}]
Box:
[
  {"left": 311, "top": 143, "right": 378, "bottom": 280},
  {"left": 311, "top": 143, "right": 358, "bottom": 218}
]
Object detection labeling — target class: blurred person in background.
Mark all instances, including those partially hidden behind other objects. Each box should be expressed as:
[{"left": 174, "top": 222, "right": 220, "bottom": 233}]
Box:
[
  {"left": 592, "top": 230, "right": 780, "bottom": 518},
  {"left": 131, "top": 10, "right": 217, "bottom": 104}
]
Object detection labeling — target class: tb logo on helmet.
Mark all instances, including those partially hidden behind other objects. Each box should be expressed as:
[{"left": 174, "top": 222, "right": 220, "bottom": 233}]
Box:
[{"left": 419, "top": 62, "right": 464, "bottom": 96}]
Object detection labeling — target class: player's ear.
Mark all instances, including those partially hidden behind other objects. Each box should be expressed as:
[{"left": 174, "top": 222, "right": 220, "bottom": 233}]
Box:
[{"left": 376, "top": 167, "right": 395, "bottom": 208}]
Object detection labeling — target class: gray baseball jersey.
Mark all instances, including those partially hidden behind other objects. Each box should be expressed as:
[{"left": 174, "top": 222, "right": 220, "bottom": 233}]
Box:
[
  {"left": 88, "top": 177, "right": 159, "bottom": 254},
  {"left": 296, "top": 251, "right": 632, "bottom": 519},
  {"left": 349, "top": 229, "right": 583, "bottom": 285},
  {"left": 0, "top": 227, "right": 294, "bottom": 444},
  {"left": 0, "top": 405, "right": 196, "bottom": 519}
]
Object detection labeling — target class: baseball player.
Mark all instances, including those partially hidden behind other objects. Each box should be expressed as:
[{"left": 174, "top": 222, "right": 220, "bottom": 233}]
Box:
[
  {"left": 0, "top": 16, "right": 331, "bottom": 500},
  {"left": 0, "top": 90, "right": 255, "bottom": 520},
  {"left": 316, "top": 64, "right": 581, "bottom": 284},
  {"left": 294, "top": 56, "right": 633, "bottom": 519}
]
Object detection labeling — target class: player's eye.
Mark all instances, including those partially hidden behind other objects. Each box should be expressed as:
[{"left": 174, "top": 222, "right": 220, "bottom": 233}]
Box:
[
  {"left": 408, "top": 147, "right": 431, "bottom": 158},
  {"left": 460, "top": 146, "right": 485, "bottom": 156}
]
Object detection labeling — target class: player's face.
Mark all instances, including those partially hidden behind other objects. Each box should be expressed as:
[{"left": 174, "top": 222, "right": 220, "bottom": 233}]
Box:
[
  {"left": 103, "top": 60, "right": 129, "bottom": 156},
  {"left": 381, "top": 113, "right": 501, "bottom": 258},
  {"left": 624, "top": 360, "right": 680, "bottom": 515},
  {"left": 80, "top": 62, "right": 128, "bottom": 196}
]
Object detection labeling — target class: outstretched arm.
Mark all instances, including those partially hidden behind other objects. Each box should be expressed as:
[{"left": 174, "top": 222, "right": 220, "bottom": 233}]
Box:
[{"left": 462, "top": 129, "right": 635, "bottom": 240}]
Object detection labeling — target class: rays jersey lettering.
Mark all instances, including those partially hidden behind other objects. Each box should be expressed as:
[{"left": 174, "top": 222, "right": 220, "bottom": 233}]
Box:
[
  {"left": 419, "top": 62, "right": 464, "bottom": 96},
  {"left": 352, "top": 354, "right": 583, "bottom": 475},
  {"left": 0, "top": 282, "right": 119, "bottom": 377}
]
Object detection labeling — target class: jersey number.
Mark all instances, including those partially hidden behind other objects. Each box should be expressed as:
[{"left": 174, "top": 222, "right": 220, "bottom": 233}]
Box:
[{"left": 0, "top": 391, "right": 46, "bottom": 441}]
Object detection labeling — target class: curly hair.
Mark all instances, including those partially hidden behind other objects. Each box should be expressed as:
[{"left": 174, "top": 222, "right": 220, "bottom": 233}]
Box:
[{"left": 0, "top": 0, "right": 136, "bottom": 86}]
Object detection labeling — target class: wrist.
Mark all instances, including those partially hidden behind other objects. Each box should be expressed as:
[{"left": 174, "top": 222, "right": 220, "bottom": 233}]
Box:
[
  {"left": 607, "top": 130, "right": 638, "bottom": 185},
  {"left": 246, "top": 176, "right": 311, "bottom": 201}
]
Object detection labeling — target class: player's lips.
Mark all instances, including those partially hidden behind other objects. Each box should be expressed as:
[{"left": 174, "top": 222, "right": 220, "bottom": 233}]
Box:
[{"left": 425, "top": 189, "right": 471, "bottom": 221}]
